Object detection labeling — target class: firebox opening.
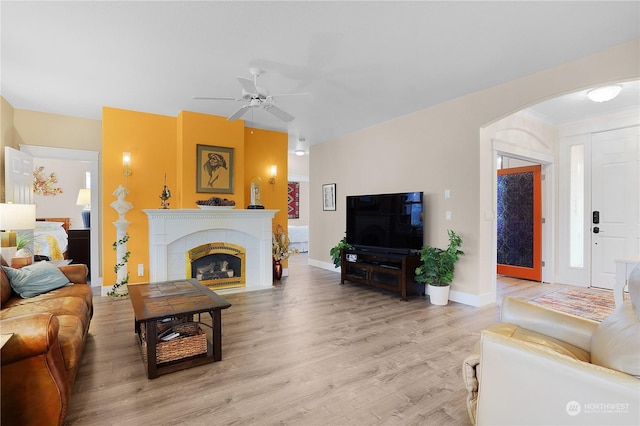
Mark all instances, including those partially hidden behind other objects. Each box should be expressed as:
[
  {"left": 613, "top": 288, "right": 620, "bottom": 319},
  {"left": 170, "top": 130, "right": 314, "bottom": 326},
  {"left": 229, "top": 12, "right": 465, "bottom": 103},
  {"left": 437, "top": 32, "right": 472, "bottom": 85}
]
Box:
[
  {"left": 192, "top": 254, "right": 241, "bottom": 280},
  {"left": 187, "top": 242, "right": 246, "bottom": 290}
]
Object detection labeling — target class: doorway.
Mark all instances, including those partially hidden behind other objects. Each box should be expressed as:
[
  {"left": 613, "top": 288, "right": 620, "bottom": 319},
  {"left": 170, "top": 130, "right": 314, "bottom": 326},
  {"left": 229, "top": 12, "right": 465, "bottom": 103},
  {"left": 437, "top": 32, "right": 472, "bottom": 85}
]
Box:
[
  {"left": 591, "top": 126, "right": 639, "bottom": 289},
  {"left": 6, "top": 145, "right": 101, "bottom": 287},
  {"left": 497, "top": 164, "right": 542, "bottom": 281},
  {"left": 557, "top": 124, "right": 639, "bottom": 289}
]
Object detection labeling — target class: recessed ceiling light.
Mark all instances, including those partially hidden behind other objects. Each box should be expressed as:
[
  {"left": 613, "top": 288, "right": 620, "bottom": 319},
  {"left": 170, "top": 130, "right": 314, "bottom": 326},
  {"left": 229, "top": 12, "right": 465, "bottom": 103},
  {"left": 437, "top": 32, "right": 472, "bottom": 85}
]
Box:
[
  {"left": 295, "top": 149, "right": 305, "bottom": 156},
  {"left": 587, "top": 85, "right": 622, "bottom": 102}
]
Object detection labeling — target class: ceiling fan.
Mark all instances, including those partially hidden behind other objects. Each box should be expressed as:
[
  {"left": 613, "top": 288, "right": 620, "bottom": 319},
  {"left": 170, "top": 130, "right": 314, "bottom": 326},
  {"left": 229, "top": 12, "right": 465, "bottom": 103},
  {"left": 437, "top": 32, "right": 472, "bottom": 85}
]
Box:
[{"left": 193, "top": 68, "right": 306, "bottom": 123}]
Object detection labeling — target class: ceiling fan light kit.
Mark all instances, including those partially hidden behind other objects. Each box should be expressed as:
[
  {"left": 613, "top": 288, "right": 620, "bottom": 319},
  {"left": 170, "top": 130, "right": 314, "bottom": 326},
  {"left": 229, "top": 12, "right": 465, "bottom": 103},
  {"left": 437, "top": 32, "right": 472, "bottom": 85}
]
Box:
[
  {"left": 587, "top": 84, "right": 622, "bottom": 103},
  {"left": 194, "top": 68, "right": 305, "bottom": 123}
]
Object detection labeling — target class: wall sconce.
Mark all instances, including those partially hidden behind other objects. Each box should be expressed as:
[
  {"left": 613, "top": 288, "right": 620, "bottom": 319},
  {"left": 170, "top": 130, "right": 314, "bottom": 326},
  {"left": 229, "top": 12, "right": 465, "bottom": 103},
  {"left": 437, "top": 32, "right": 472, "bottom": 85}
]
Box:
[
  {"left": 269, "top": 165, "right": 277, "bottom": 185},
  {"left": 122, "top": 152, "right": 132, "bottom": 176}
]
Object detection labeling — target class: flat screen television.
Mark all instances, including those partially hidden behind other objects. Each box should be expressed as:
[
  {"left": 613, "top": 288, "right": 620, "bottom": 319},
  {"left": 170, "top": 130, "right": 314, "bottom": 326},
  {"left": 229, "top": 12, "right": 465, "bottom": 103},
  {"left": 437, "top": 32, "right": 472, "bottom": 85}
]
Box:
[{"left": 346, "top": 191, "right": 424, "bottom": 254}]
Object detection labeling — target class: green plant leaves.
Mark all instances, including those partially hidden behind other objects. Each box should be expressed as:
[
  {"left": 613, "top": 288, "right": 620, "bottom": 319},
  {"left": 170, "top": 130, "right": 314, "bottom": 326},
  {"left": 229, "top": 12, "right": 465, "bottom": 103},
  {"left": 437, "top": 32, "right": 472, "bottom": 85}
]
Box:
[
  {"left": 414, "top": 230, "right": 463, "bottom": 286},
  {"left": 330, "top": 236, "right": 353, "bottom": 268}
]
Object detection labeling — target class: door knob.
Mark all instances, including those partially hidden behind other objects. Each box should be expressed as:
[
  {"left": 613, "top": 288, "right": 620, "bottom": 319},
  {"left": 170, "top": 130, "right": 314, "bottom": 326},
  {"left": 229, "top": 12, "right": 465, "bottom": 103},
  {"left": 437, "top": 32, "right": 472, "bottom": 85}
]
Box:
[{"left": 593, "top": 227, "right": 600, "bottom": 234}]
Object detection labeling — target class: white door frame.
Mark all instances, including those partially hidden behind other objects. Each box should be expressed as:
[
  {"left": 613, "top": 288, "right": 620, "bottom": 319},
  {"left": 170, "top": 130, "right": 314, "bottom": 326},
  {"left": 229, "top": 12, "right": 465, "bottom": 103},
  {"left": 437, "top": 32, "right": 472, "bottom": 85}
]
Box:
[
  {"left": 556, "top": 110, "right": 640, "bottom": 288},
  {"left": 493, "top": 139, "right": 554, "bottom": 284},
  {"left": 20, "top": 145, "right": 102, "bottom": 287},
  {"left": 590, "top": 126, "right": 639, "bottom": 289}
]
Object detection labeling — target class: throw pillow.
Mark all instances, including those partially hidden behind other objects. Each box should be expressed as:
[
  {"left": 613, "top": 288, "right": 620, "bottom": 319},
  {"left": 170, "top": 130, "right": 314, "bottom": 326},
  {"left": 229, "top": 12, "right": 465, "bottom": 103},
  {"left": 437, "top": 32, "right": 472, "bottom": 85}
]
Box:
[
  {"left": 1, "top": 262, "right": 70, "bottom": 298},
  {"left": 591, "top": 300, "right": 640, "bottom": 378}
]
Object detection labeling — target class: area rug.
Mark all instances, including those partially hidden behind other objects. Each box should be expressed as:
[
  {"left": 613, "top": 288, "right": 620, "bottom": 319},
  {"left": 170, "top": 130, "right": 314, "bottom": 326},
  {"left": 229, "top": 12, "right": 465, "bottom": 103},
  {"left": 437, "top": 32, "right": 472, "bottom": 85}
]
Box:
[{"left": 530, "top": 287, "right": 619, "bottom": 322}]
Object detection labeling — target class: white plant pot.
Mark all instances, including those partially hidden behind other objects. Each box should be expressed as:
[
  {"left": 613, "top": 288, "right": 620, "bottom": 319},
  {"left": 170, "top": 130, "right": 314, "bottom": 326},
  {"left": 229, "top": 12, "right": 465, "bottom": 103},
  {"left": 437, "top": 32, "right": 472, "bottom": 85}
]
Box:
[{"left": 428, "top": 284, "right": 450, "bottom": 305}]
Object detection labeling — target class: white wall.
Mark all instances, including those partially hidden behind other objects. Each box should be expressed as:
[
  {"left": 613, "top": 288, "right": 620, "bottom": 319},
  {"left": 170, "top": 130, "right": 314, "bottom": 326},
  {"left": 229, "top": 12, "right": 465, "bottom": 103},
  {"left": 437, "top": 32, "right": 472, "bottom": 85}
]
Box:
[
  {"left": 33, "top": 157, "right": 90, "bottom": 229},
  {"left": 309, "top": 40, "right": 640, "bottom": 306}
]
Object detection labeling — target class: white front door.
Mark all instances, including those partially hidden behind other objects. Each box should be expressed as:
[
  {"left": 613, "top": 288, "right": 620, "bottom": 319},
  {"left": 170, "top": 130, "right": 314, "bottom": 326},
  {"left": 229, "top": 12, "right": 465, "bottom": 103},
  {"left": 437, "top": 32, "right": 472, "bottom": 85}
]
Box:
[
  {"left": 591, "top": 126, "right": 640, "bottom": 289},
  {"left": 4, "top": 147, "right": 34, "bottom": 203}
]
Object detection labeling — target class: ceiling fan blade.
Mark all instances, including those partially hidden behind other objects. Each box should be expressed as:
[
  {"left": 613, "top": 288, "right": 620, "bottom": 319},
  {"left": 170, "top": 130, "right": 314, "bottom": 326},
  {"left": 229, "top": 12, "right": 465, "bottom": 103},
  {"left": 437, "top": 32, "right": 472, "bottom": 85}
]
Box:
[
  {"left": 228, "top": 105, "right": 250, "bottom": 121},
  {"left": 237, "top": 77, "right": 258, "bottom": 95},
  {"left": 263, "top": 104, "right": 295, "bottom": 122},
  {"left": 270, "top": 92, "right": 311, "bottom": 98},
  {"left": 193, "top": 96, "right": 242, "bottom": 101}
]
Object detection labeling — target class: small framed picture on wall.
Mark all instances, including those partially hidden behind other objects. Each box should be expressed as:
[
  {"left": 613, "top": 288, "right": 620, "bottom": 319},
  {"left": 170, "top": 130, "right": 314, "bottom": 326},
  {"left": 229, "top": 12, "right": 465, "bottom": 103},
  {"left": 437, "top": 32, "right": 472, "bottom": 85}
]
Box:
[
  {"left": 322, "top": 183, "right": 336, "bottom": 211},
  {"left": 196, "top": 144, "right": 234, "bottom": 193}
]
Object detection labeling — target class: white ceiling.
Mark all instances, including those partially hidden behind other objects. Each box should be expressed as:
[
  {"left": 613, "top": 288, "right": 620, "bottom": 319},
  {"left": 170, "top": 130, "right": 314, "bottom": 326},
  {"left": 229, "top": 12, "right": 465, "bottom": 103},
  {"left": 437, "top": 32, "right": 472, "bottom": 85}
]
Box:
[
  {"left": 2, "top": 1, "right": 639, "bottom": 152},
  {"left": 527, "top": 80, "right": 640, "bottom": 125}
]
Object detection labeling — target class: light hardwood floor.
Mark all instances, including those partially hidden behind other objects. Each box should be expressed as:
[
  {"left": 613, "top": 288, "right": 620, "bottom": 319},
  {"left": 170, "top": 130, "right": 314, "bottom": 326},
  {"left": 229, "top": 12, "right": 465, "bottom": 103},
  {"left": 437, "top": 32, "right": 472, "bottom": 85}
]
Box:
[{"left": 65, "top": 254, "right": 569, "bottom": 425}]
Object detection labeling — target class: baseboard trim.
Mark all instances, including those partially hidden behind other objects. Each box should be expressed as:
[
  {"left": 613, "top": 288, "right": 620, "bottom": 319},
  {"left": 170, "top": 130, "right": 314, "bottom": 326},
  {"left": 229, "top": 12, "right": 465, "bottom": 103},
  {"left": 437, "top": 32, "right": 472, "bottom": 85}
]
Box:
[
  {"left": 309, "top": 257, "right": 495, "bottom": 307},
  {"left": 308, "top": 258, "right": 339, "bottom": 273},
  {"left": 448, "top": 288, "right": 496, "bottom": 307}
]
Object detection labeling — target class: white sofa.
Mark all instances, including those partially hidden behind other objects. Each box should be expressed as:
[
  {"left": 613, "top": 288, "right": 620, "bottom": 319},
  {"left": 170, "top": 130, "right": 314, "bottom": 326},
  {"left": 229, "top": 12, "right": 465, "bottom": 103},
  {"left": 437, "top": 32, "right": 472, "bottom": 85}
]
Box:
[{"left": 463, "top": 265, "right": 640, "bottom": 425}]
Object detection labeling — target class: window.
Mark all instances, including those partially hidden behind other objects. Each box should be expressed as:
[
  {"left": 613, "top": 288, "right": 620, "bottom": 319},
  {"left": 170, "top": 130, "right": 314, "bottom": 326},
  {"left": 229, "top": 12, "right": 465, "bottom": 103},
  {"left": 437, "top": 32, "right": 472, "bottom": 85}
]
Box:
[{"left": 569, "top": 145, "right": 584, "bottom": 268}]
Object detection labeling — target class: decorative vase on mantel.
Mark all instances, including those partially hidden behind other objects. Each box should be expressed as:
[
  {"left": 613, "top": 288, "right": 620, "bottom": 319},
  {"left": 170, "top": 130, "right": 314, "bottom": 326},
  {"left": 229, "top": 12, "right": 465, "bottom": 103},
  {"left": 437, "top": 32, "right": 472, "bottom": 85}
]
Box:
[{"left": 273, "top": 259, "right": 283, "bottom": 281}]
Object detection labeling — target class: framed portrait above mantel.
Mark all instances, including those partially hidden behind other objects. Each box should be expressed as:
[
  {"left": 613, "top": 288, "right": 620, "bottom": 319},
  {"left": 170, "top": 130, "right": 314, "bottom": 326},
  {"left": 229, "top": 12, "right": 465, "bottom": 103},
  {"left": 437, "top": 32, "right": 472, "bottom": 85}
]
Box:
[
  {"left": 322, "top": 183, "right": 336, "bottom": 211},
  {"left": 196, "top": 144, "right": 234, "bottom": 194}
]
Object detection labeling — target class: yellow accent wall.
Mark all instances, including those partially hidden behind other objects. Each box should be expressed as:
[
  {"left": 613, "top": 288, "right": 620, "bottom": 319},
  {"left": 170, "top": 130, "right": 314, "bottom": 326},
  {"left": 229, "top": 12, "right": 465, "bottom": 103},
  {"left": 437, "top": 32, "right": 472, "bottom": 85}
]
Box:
[
  {"left": 101, "top": 107, "right": 288, "bottom": 288},
  {"left": 244, "top": 127, "right": 289, "bottom": 266},
  {"left": 177, "top": 111, "right": 246, "bottom": 208}
]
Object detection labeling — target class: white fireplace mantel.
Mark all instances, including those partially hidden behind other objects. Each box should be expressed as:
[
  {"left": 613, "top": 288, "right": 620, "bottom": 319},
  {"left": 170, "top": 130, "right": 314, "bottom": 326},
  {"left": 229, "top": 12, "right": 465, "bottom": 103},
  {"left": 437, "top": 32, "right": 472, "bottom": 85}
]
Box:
[{"left": 143, "top": 209, "right": 277, "bottom": 290}]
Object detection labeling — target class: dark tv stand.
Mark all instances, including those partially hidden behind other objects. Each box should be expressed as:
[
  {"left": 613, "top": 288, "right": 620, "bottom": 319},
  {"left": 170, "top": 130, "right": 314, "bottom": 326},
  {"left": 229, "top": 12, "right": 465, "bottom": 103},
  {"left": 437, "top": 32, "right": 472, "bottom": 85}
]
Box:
[{"left": 340, "top": 249, "right": 422, "bottom": 301}]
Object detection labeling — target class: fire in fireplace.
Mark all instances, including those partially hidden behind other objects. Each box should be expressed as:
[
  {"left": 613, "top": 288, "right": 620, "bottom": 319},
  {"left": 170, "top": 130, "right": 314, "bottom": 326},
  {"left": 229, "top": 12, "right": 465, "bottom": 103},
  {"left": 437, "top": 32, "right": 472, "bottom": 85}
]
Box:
[{"left": 187, "top": 242, "right": 246, "bottom": 290}]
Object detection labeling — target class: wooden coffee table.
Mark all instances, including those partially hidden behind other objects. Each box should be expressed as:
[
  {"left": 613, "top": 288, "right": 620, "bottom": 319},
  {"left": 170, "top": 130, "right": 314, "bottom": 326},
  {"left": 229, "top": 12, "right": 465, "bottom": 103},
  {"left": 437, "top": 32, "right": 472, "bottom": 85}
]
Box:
[{"left": 128, "top": 278, "right": 231, "bottom": 378}]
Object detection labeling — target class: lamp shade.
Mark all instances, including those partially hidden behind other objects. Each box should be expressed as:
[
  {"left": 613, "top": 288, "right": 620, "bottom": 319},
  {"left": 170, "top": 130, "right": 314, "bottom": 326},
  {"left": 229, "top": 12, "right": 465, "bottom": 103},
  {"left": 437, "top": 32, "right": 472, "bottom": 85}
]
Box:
[
  {"left": 0, "top": 203, "right": 36, "bottom": 230},
  {"left": 76, "top": 188, "right": 91, "bottom": 207}
]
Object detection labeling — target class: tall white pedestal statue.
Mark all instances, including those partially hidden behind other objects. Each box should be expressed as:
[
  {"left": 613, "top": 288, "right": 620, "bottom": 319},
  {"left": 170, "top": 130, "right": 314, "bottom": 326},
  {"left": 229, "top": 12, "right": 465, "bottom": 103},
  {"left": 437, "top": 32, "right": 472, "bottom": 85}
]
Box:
[{"left": 109, "top": 185, "right": 133, "bottom": 297}]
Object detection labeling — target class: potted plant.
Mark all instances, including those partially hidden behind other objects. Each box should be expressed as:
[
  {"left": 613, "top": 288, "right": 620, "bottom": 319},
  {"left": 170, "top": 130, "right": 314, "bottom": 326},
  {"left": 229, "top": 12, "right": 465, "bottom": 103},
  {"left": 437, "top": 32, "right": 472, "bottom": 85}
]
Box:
[
  {"left": 15, "top": 233, "right": 32, "bottom": 256},
  {"left": 329, "top": 236, "right": 353, "bottom": 268},
  {"left": 272, "top": 224, "right": 298, "bottom": 280},
  {"left": 12, "top": 233, "right": 34, "bottom": 267},
  {"left": 414, "top": 229, "right": 464, "bottom": 305}
]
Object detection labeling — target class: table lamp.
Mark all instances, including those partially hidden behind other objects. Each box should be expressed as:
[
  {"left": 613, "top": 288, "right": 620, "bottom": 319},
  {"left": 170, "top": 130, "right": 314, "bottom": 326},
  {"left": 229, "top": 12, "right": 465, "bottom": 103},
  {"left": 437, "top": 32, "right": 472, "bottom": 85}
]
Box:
[
  {"left": 76, "top": 188, "right": 91, "bottom": 228},
  {"left": 0, "top": 203, "right": 37, "bottom": 264}
]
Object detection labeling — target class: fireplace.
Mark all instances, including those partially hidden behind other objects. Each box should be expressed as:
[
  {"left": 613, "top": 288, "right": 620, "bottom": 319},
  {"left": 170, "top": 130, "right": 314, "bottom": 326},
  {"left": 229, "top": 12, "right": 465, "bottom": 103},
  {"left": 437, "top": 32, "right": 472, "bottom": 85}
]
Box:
[
  {"left": 143, "top": 209, "right": 277, "bottom": 292},
  {"left": 188, "top": 242, "right": 245, "bottom": 290}
]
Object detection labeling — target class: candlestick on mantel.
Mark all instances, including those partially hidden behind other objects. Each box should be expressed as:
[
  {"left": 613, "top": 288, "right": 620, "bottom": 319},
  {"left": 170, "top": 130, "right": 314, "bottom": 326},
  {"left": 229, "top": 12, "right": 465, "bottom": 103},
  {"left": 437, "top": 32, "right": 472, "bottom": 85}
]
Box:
[{"left": 160, "top": 173, "right": 171, "bottom": 209}]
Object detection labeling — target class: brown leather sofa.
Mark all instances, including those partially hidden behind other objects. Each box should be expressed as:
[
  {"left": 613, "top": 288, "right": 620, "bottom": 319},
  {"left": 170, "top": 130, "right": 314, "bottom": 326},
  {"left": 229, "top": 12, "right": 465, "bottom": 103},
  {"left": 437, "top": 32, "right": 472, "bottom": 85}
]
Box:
[
  {"left": 1, "top": 260, "right": 93, "bottom": 426},
  {"left": 463, "top": 265, "right": 640, "bottom": 425}
]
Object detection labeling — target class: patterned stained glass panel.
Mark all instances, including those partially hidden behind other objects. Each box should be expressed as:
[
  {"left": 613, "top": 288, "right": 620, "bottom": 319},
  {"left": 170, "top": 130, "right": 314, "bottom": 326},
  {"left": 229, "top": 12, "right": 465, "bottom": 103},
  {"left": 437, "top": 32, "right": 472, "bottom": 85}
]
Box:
[{"left": 497, "top": 171, "right": 534, "bottom": 268}]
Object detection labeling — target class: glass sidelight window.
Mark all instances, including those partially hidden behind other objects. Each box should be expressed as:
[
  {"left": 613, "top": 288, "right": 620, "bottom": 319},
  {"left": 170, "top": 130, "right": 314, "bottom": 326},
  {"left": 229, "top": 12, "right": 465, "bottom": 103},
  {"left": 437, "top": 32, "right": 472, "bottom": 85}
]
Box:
[{"left": 569, "top": 144, "right": 584, "bottom": 268}]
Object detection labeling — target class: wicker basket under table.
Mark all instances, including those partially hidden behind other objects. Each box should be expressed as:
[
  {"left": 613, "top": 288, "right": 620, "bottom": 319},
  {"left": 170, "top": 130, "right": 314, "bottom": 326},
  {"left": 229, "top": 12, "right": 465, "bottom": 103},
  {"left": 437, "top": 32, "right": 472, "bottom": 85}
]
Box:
[{"left": 141, "top": 322, "right": 208, "bottom": 364}]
